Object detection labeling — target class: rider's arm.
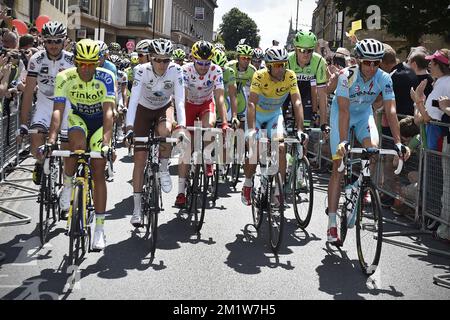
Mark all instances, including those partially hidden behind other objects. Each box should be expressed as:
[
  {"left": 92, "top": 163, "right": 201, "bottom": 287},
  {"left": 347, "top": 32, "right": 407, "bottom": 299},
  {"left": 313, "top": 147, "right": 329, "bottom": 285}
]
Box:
[
  {"left": 291, "top": 92, "right": 305, "bottom": 132},
  {"left": 247, "top": 92, "right": 258, "bottom": 130},
  {"left": 214, "top": 88, "right": 228, "bottom": 125},
  {"left": 228, "top": 83, "right": 238, "bottom": 120},
  {"left": 103, "top": 101, "right": 114, "bottom": 146},
  {"left": 384, "top": 99, "right": 402, "bottom": 145},
  {"left": 48, "top": 72, "right": 67, "bottom": 144},
  {"left": 125, "top": 66, "right": 144, "bottom": 131},
  {"left": 316, "top": 57, "right": 329, "bottom": 125},
  {"left": 338, "top": 96, "right": 350, "bottom": 143},
  {"left": 173, "top": 67, "right": 186, "bottom": 127},
  {"left": 20, "top": 76, "right": 37, "bottom": 126}
]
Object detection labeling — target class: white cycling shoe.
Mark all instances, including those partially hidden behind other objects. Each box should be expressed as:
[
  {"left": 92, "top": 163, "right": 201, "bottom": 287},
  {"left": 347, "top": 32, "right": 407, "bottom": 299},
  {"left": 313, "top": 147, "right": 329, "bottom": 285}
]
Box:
[
  {"left": 92, "top": 229, "right": 106, "bottom": 251},
  {"left": 130, "top": 210, "right": 143, "bottom": 227},
  {"left": 59, "top": 185, "right": 73, "bottom": 212}
]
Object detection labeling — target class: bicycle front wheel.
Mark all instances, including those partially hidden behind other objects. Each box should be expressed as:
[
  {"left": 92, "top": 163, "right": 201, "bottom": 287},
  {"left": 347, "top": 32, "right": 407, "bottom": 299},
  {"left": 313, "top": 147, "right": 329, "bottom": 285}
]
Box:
[
  {"left": 148, "top": 173, "right": 159, "bottom": 256},
  {"left": 39, "top": 174, "right": 52, "bottom": 246},
  {"left": 251, "top": 174, "right": 264, "bottom": 230},
  {"left": 292, "top": 157, "right": 314, "bottom": 229},
  {"left": 356, "top": 182, "right": 383, "bottom": 276},
  {"left": 68, "top": 184, "right": 83, "bottom": 266},
  {"left": 268, "top": 172, "right": 284, "bottom": 254}
]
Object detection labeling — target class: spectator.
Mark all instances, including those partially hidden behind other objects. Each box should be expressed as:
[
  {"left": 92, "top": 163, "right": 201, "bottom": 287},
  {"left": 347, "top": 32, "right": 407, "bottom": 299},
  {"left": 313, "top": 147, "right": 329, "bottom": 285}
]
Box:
[
  {"left": 407, "top": 47, "right": 434, "bottom": 98},
  {"left": 2, "top": 30, "right": 18, "bottom": 49},
  {"left": 18, "top": 34, "right": 34, "bottom": 69},
  {"left": 327, "top": 47, "right": 350, "bottom": 94}
]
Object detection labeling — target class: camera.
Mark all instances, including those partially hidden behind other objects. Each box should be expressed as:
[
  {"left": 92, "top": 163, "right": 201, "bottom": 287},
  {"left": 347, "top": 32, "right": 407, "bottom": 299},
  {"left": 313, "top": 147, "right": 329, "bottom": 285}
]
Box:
[{"left": 432, "top": 99, "right": 440, "bottom": 108}]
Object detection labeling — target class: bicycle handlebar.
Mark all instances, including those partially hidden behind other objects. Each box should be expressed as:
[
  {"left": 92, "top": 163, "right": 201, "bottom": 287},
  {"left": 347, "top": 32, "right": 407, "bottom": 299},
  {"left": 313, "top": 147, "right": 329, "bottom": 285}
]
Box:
[
  {"left": 51, "top": 150, "right": 104, "bottom": 159},
  {"left": 338, "top": 148, "right": 403, "bottom": 175},
  {"left": 133, "top": 137, "right": 179, "bottom": 144}
]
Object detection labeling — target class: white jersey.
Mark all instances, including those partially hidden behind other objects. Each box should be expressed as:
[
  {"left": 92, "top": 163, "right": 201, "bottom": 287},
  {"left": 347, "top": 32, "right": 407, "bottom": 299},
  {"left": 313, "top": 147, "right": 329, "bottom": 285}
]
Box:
[
  {"left": 118, "top": 69, "right": 128, "bottom": 85},
  {"left": 127, "top": 62, "right": 186, "bottom": 127},
  {"left": 27, "top": 50, "right": 74, "bottom": 104},
  {"left": 183, "top": 62, "right": 224, "bottom": 105}
]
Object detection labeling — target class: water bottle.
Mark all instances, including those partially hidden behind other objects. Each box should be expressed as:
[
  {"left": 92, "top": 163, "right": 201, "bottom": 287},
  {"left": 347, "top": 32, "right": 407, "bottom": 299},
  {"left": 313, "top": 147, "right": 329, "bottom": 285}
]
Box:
[{"left": 345, "top": 175, "right": 362, "bottom": 227}]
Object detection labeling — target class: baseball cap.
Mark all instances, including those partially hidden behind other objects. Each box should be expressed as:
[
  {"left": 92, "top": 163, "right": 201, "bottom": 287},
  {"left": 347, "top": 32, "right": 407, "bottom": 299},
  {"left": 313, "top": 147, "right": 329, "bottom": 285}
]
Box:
[{"left": 425, "top": 50, "right": 449, "bottom": 66}]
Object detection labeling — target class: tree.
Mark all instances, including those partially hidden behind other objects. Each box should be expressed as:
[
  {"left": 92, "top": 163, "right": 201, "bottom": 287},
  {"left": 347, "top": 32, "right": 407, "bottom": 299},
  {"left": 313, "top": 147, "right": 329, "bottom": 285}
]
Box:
[
  {"left": 335, "top": 0, "right": 450, "bottom": 47},
  {"left": 219, "top": 8, "right": 261, "bottom": 50}
]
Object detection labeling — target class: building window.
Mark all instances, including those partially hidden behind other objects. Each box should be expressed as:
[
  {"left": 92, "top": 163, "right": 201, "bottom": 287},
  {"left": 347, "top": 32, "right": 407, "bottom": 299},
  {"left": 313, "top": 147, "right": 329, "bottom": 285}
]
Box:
[{"left": 127, "top": 0, "right": 152, "bottom": 25}]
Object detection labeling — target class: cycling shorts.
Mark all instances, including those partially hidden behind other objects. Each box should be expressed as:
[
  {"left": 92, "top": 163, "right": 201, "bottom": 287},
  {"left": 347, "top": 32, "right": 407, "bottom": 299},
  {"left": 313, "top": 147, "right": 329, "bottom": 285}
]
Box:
[
  {"left": 185, "top": 100, "right": 215, "bottom": 127},
  {"left": 67, "top": 111, "right": 105, "bottom": 152}
]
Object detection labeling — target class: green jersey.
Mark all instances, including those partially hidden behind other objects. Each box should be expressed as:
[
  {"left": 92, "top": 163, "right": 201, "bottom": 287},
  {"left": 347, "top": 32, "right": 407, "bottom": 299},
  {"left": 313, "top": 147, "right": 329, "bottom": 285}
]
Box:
[{"left": 225, "top": 60, "right": 256, "bottom": 114}]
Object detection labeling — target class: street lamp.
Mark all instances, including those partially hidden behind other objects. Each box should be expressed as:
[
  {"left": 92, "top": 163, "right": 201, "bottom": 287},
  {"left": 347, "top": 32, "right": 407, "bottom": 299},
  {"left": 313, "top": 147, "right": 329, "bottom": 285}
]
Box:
[{"left": 98, "top": 0, "right": 103, "bottom": 40}]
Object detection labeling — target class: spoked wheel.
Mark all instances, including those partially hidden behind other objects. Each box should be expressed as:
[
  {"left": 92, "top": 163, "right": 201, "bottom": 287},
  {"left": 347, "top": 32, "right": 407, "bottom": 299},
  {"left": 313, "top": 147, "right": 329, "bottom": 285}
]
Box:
[
  {"left": 268, "top": 172, "right": 284, "bottom": 254},
  {"left": 210, "top": 164, "right": 220, "bottom": 205},
  {"left": 39, "top": 174, "right": 52, "bottom": 246},
  {"left": 148, "top": 174, "right": 159, "bottom": 256},
  {"left": 68, "top": 184, "right": 83, "bottom": 266},
  {"left": 230, "top": 163, "right": 241, "bottom": 190},
  {"left": 188, "top": 164, "right": 206, "bottom": 233},
  {"left": 333, "top": 205, "right": 348, "bottom": 248},
  {"left": 292, "top": 157, "right": 314, "bottom": 229},
  {"left": 356, "top": 183, "right": 383, "bottom": 275},
  {"left": 251, "top": 174, "right": 264, "bottom": 230}
]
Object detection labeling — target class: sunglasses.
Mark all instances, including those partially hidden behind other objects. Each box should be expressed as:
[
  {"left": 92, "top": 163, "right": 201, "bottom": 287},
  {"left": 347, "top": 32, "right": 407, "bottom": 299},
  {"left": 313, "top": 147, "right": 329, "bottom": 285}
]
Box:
[
  {"left": 239, "top": 56, "right": 252, "bottom": 61},
  {"left": 297, "top": 48, "right": 314, "bottom": 54},
  {"left": 44, "top": 38, "right": 64, "bottom": 45},
  {"left": 361, "top": 60, "right": 381, "bottom": 67},
  {"left": 138, "top": 53, "right": 147, "bottom": 58},
  {"left": 153, "top": 57, "right": 171, "bottom": 64},
  {"left": 252, "top": 59, "right": 262, "bottom": 63},
  {"left": 76, "top": 61, "right": 99, "bottom": 67},
  {"left": 195, "top": 60, "right": 211, "bottom": 67},
  {"left": 269, "top": 62, "right": 287, "bottom": 68}
]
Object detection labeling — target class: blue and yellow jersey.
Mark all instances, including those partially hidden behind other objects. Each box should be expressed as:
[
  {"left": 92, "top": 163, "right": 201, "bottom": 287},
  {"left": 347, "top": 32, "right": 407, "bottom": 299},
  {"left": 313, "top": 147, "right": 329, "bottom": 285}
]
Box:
[
  {"left": 250, "top": 69, "right": 300, "bottom": 113},
  {"left": 54, "top": 67, "right": 116, "bottom": 121}
]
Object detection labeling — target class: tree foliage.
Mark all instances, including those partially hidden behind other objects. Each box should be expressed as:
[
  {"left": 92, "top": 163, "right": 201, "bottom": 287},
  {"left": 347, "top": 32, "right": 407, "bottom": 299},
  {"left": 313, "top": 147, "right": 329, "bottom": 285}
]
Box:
[
  {"left": 335, "top": 0, "right": 450, "bottom": 46},
  {"left": 218, "top": 8, "right": 261, "bottom": 50}
]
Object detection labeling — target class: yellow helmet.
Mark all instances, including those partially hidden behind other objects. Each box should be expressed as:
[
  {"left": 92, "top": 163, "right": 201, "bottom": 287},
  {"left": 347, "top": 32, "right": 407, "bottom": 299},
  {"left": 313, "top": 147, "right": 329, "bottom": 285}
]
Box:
[
  {"left": 75, "top": 39, "right": 100, "bottom": 62},
  {"left": 191, "top": 41, "right": 214, "bottom": 60}
]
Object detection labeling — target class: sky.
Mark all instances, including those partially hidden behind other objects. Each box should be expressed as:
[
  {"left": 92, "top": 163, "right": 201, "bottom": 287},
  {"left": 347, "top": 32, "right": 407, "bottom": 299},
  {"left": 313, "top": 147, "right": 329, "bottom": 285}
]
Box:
[{"left": 213, "top": 0, "right": 317, "bottom": 50}]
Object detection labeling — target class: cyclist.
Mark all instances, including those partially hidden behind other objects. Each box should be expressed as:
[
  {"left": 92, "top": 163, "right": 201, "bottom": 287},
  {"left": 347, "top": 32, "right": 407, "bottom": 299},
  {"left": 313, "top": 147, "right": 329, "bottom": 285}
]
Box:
[
  {"left": 225, "top": 44, "right": 257, "bottom": 126},
  {"left": 241, "top": 46, "right": 307, "bottom": 206},
  {"left": 211, "top": 49, "right": 238, "bottom": 126},
  {"left": 327, "top": 39, "right": 409, "bottom": 243},
  {"left": 97, "top": 40, "right": 117, "bottom": 77},
  {"left": 109, "top": 42, "right": 122, "bottom": 56},
  {"left": 172, "top": 48, "right": 186, "bottom": 66},
  {"left": 109, "top": 54, "right": 128, "bottom": 141},
  {"left": 136, "top": 39, "right": 152, "bottom": 65},
  {"left": 214, "top": 43, "right": 226, "bottom": 52},
  {"left": 47, "top": 39, "right": 116, "bottom": 251},
  {"left": 287, "top": 30, "right": 328, "bottom": 130},
  {"left": 174, "top": 40, "right": 229, "bottom": 208},
  {"left": 125, "top": 38, "right": 187, "bottom": 227},
  {"left": 19, "top": 21, "right": 73, "bottom": 187},
  {"left": 252, "top": 47, "right": 265, "bottom": 70}
]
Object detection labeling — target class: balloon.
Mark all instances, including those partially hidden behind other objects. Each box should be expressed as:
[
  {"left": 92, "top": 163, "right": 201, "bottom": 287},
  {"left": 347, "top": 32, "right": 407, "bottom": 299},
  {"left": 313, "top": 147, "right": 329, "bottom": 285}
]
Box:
[
  {"left": 35, "top": 15, "right": 51, "bottom": 33},
  {"left": 11, "top": 19, "right": 28, "bottom": 36}
]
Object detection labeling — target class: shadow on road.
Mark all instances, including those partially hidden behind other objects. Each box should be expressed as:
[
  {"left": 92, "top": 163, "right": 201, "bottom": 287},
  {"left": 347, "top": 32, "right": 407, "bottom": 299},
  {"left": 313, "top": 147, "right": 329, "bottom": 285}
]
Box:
[{"left": 315, "top": 245, "right": 404, "bottom": 299}]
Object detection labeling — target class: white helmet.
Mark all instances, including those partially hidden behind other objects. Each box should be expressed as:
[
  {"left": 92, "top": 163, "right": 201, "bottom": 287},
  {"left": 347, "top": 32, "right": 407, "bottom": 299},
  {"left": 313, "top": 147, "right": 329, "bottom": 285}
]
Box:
[
  {"left": 354, "top": 38, "right": 385, "bottom": 60},
  {"left": 136, "top": 39, "right": 152, "bottom": 54},
  {"left": 264, "top": 46, "right": 288, "bottom": 63},
  {"left": 253, "top": 48, "right": 264, "bottom": 59},
  {"left": 150, "top": 38, "right": 173, "bottom": 57},
  {"left": 41, "top": 21, "right": 67, "bottom": 38},
  {"left": 97, "top": 40, "right": 109, "bottom": 56},
  {"left": 109, "top": 54, "right": 121, "bottom": 65}
]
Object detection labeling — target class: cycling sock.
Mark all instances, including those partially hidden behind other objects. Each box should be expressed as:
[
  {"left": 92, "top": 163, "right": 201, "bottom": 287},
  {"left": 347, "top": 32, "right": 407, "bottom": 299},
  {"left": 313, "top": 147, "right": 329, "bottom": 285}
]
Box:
[
  {"left": 328, "top": 212, "right": 337, "bottom": 228},
  {"left": 95, "top": 213, "right": 105, "bottom": 231},
  {"left": 178, "top": 178, "right": 186, "bottom": 194},
  {"left": 133, "top": 193, "right": 142, "bottom": 213},
  {"left": 63, "top": 173, "right": 73, "bottom": 188},
  {"left": 160, "top": 158, "right": 169, "bottom": 172},
  {"left": 244, "top": 178, "right": 253, "bottom": 188}
]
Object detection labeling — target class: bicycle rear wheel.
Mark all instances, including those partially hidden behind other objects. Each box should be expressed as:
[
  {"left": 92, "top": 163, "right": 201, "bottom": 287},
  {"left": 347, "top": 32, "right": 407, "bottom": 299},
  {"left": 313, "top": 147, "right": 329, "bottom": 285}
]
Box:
[
  {"left": 292, "top": 157, "right": 314, "bottom": 229},
  {"left": 68, "top": 184, "right": 83, "bottom": 266},
  {"left": 39, "top": 174, "right": 52, "bottom": 246},
  {"left": 356, "top": 182, "right": 383, "bottom": 275},
  {"left": 268, "top": 172, "right": 284, "bottom": 254}
]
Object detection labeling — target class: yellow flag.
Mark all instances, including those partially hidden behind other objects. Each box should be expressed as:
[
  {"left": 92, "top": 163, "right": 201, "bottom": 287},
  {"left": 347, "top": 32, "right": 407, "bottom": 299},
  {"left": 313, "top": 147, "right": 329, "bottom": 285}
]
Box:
[
  {"left": 352, "top": 20, "right": 363, "bottom": 31},
  {"left": 348, "top": 30, "right": 355, "bottom": 37}
]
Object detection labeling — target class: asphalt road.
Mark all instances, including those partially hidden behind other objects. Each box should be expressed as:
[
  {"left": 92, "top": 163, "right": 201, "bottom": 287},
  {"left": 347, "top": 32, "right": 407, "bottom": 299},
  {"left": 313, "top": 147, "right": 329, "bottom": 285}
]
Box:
[{"left": 0, "top": 145, "right": 449, "bottom": 301}]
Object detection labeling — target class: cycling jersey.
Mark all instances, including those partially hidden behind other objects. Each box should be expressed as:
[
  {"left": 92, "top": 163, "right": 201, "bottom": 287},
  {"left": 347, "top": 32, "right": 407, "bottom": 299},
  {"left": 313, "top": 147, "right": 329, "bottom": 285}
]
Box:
[
  {"left": 287, "top": 51, "right": 327, "bottom": 110},
  {"left": 225, "top": 60, "right": 256, "bottom": 114},
  {"left": 330, "top": 65, "right": 395, "bottom": 160},
  {"left": 216, "top": 66, "right": 236, "bottom": 120},
  {"left": 27, "top": 50, "right": 74, "bottom": 132},
  {"left": 126, "top": 62, "right": 186, "bottom": 127},
  {"left": 101, "top": 60, "right": 118, "bottom": 79},
  {"left": 117, "top": 69, "right": 128, "bottom": 107},
  {"left": 250, "top": 69, "right": 299, "bottom": 113},
  {"left": 183, "top": 62, "right": 224, "bottom": 105}
]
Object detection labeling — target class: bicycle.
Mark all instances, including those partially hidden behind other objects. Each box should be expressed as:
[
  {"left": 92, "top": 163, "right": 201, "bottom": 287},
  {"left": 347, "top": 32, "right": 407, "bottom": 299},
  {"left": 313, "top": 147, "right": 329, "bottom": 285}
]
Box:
[
  {"left": 250, "top": 135, "right": 285, "bottom": 253},
  {"left": 22, "top": 129, "right": 63, "bottom": 246},
  {"left": 227, "top": 115, "right": 246, "bottom": 190},
  {"left": 335, "top": 146, "right": 403, "bottom": 275},
  {"left": 284, "top": 127, "right": 322, "bottom": 229},
  {"left": 133, "top": 133, "right": 178, "bottom": 256},
  {"left": 51, "top": 150, "right": 112, "bottom": 266},
  {"left": 185, "top": 126, "right": 222, "bottom": 233}
]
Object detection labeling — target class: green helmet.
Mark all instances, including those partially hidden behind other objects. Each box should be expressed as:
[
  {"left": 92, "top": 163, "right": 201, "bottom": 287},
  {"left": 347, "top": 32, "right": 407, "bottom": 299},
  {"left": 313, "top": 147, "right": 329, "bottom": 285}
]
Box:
[
  {"left": 236, "top": 44, "right": 254, "bottom": 57},
  {"left": 212, "top": 49, "right": 228, "bottom": 67},
  {"left": 293, "top": 30, "right": 317, "bottom": 48},
  {"left": 172, "top": 48, "right": 186, "bottom": 60}
]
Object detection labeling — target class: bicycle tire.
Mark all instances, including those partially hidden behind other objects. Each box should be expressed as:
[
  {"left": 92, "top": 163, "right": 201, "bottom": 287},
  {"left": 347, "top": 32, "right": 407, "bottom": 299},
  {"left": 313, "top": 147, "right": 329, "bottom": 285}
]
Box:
[
  {"left": 39, "top": 174, "right": 51, "bottom": 246},
  {"left": 197, "top": 164, "right": 209, "bottom": 233},
  {"left": 268, "top": 172, "right": 284, "bottom": 253},
  {"left": 251, "top": 175, "right": 264, "bottom": 230},
  {"left": 356, "top": 182, "right": 383, "bottom": 276},
  {"left": 149, "top": 172, "right": 159, "bottom": 255},
  {"left": 188, "top": 164, "right": 202, "bottom": 231},
  {"left": 211, "top": 164, "right": 220, "bottom": 204},
  {"left": 292, "top": 157, "right": 314, "bottom": 229},
  {"left": 68, "top": 183, "right": 83, "bottom": 266}
]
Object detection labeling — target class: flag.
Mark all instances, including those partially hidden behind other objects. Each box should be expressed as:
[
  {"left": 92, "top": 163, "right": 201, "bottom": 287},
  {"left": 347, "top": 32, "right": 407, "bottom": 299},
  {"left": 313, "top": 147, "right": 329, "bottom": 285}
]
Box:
[{"left": 352, "top": 20, "right": 363, "bottom": 31}]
